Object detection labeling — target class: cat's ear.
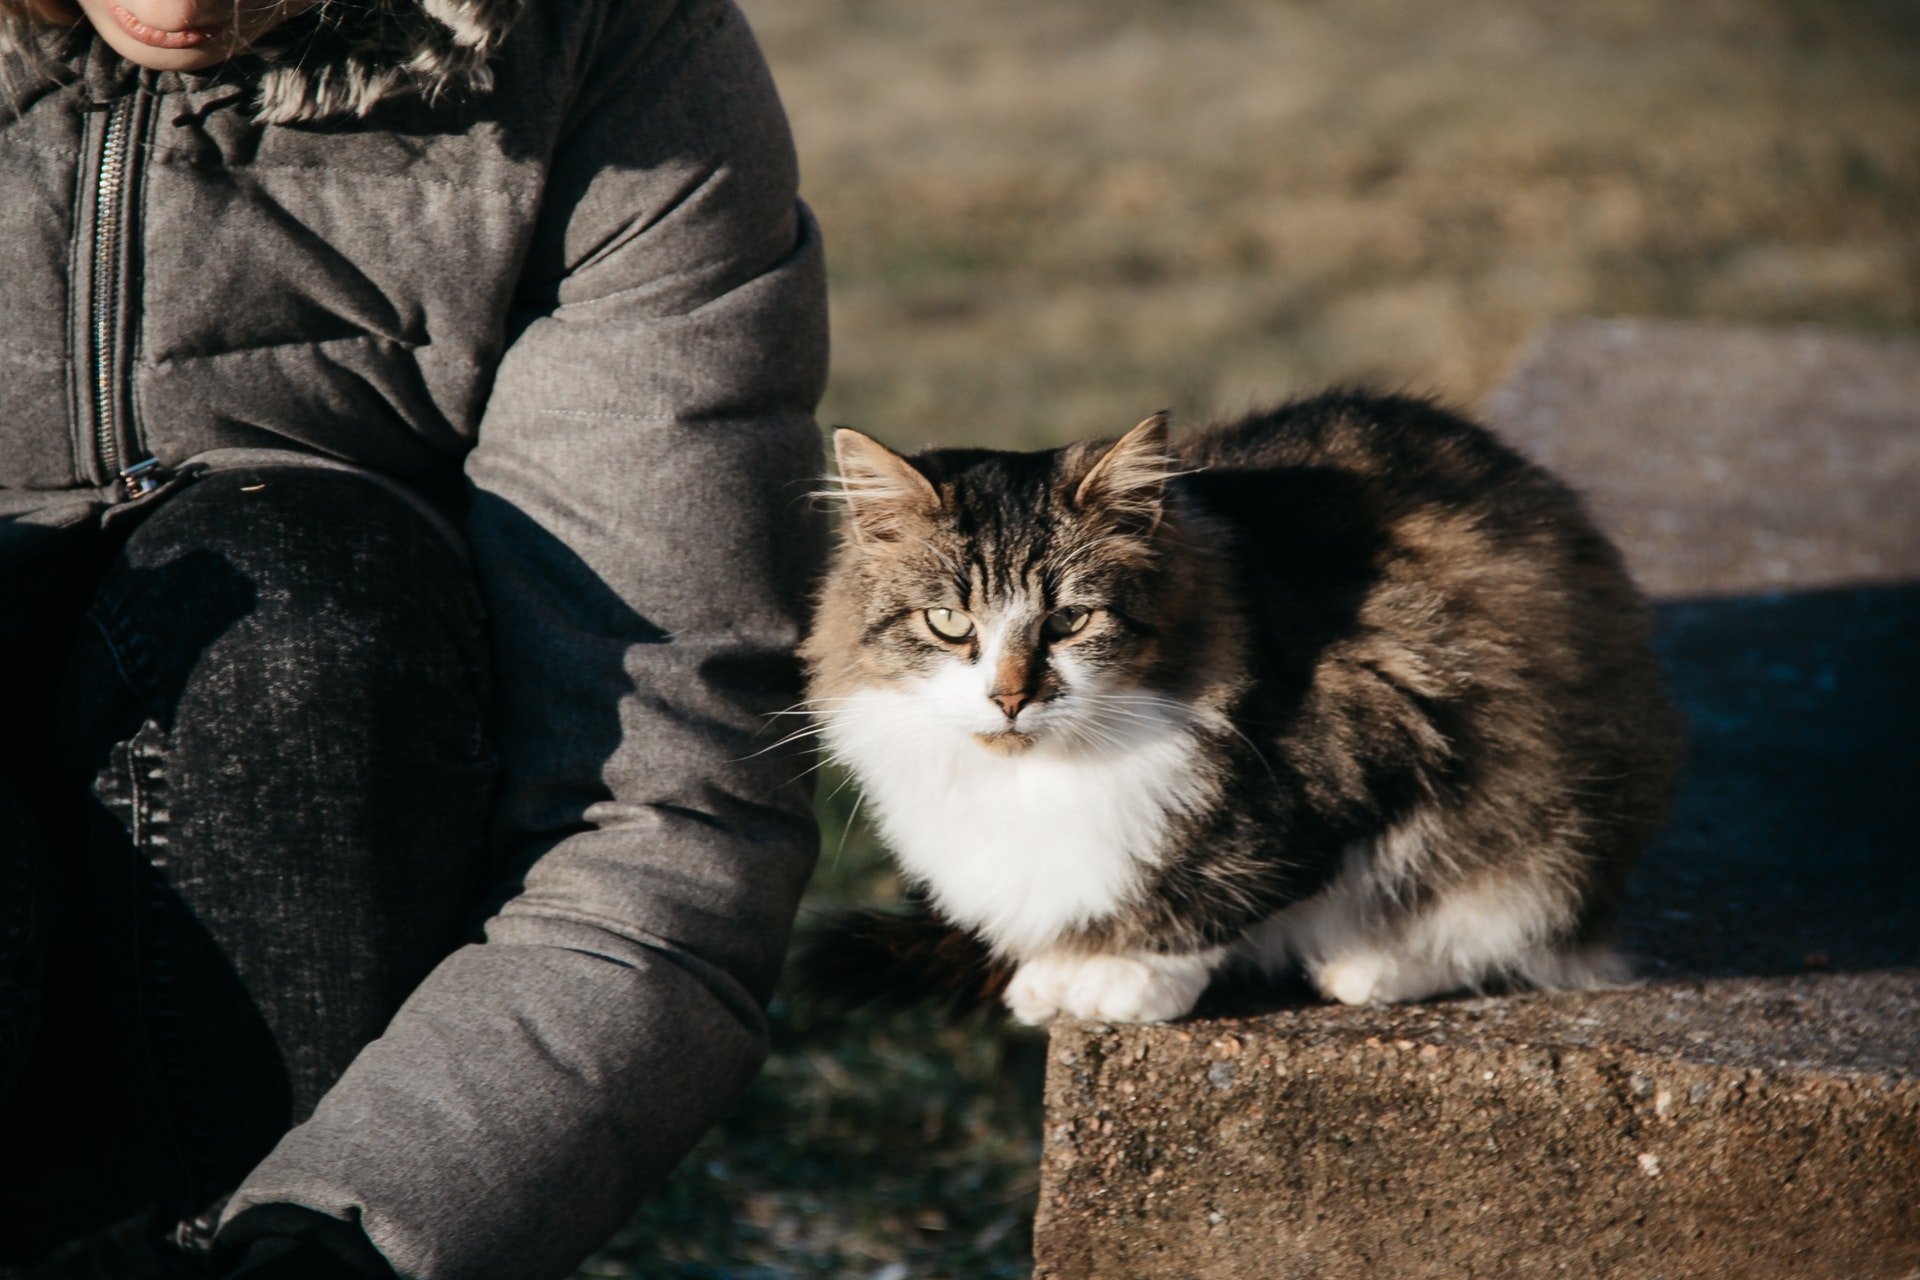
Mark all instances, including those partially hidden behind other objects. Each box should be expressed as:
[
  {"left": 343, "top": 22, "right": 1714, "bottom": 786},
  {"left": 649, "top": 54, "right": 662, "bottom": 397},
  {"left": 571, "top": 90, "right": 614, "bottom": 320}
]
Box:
[
  {"left": 832, "top": 428, "right": 942, "bottom": 545},
  {"left": 1072, "top": 411, "right": 1173, "bottom": 532}
]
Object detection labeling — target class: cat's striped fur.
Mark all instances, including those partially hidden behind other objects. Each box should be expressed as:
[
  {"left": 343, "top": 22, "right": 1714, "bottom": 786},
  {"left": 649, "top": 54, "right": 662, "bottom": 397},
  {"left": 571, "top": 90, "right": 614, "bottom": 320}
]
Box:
[{"left": 797, "top": 393, "right": 1681, "bottom": 1024}]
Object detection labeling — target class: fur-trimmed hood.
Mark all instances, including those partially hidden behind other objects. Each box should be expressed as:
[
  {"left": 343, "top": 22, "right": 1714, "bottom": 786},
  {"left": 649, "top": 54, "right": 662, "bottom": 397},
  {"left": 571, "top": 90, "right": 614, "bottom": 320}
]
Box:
[{"left": 1, "top": 0, "right": 527, "bottom": 122}]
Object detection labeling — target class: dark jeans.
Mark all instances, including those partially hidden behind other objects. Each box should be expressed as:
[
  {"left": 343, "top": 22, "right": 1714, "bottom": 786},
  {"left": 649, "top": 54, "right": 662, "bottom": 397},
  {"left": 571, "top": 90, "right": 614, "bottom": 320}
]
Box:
[{"left": 0, "top": 464, "right": 496, "bottom": 1269}]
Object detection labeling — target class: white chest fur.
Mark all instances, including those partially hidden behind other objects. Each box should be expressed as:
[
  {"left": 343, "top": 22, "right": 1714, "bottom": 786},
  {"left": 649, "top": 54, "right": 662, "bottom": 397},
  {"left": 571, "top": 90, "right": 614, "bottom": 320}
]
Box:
[{"left": 824, "top": 685, "right": 1214, "bottom": 956}]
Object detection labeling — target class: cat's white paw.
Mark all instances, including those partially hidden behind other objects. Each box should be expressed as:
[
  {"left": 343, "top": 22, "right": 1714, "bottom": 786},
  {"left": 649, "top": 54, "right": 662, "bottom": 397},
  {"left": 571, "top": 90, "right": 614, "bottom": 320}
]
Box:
[
  {"left": 1004, "top": 954, "right": 1078, "bottom": 1026},
  {"left": 1312, "top": 952, "right": 1399, "bottom": 1005},
  {"left": 1063, "top": 955, "right": 1208, "bottom": 1023},
  {"left": 1006, "top": 955, "right": 1082, "bottom": 1028},
  {"left": 1005, "top": 951, "right": 1215, "bottom": 1025},
  {"left": 1312, "top": 949, "right": 1469, "bottom": 1004}
]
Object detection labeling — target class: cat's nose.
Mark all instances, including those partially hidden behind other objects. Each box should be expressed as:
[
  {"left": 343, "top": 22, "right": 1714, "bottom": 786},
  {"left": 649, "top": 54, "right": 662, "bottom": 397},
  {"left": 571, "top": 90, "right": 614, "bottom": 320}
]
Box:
[{"left": 990, "top": 690, "right": 1031, "bottom": 721}]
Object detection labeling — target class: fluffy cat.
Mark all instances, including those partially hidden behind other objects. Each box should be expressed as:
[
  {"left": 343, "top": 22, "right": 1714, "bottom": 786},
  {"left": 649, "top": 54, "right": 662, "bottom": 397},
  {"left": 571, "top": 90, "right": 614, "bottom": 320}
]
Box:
[{"left": 797, "top": 393, "right": 1681, "bottom": 1025}]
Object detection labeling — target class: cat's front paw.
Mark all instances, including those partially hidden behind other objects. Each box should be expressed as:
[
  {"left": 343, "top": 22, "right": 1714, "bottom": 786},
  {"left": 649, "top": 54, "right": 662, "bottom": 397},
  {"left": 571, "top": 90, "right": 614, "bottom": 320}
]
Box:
[
  {"left": 1311, "top": 952, "right": 1400, "bottom": 1005},
  {"left": 1063, "top": 955, "right": 1210, "bottom": 1023},
  {"left": 1004, "top": 954, "right": 1078, "bottom": 1026},
  {"left": 1005, "top": 952, "right": 1214, "bottom": 1025}
]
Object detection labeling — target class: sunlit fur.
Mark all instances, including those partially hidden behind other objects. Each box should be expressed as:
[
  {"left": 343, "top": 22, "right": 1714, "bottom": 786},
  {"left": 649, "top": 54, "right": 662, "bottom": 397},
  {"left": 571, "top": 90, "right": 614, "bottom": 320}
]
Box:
[{"left": 800, "top": 395, "right": 1682, "bottom": 1025}]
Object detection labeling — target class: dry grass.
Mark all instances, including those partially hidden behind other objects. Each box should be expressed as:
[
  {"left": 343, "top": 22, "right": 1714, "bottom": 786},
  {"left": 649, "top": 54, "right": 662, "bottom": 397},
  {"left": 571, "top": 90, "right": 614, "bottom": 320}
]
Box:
[{"left": 755, "top": 0, "right": 1919, "bottom": 451}]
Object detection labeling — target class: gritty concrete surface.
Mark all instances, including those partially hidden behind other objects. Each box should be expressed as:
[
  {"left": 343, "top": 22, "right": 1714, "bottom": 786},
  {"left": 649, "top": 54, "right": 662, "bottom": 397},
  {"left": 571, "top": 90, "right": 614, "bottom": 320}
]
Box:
[
  {"left": 1037, "top": 1010, "right": 1918, "bottom": 1280},
  {"left": 1033, "top": 320, "right": 1920, "bottom": 1279}
]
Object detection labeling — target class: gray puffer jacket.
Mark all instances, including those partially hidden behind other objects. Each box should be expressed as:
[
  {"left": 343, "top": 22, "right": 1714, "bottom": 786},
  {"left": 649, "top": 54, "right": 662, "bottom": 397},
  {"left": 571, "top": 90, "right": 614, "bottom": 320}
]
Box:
[{"left": 0, "top": 1, "right": 826, "bottom": 1275}]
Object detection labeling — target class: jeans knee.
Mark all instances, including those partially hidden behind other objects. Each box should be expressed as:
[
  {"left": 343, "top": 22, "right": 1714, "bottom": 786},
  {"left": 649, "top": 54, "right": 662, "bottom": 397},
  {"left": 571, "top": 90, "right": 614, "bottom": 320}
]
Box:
[
  {"left": 72, "top": 465, "right": 496, "bottom": 884},
  {"left": 90, "top": 465, "right": 488, "bottom": 739},
  {"left": 36, "top": 468, "right": 495, "bottom": 1227}
]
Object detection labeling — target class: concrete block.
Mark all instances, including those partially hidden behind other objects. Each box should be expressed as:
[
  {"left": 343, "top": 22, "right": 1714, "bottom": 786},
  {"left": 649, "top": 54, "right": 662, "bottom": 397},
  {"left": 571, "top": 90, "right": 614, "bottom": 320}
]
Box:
[{"left": 1032, "top": 320, "right": 1920, "bottom": 1280}]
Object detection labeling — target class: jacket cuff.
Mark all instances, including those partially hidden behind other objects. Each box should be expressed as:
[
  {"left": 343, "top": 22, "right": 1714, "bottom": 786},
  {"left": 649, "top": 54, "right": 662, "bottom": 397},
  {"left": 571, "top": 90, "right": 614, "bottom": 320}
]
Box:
[{"left": 219, "top": 1205, "right": 398, "bottom": 1280}]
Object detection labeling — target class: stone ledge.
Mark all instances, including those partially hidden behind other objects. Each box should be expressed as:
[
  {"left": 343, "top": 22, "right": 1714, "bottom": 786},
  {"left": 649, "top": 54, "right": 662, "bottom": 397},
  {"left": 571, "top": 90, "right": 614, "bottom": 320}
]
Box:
[
  {"left": 1038, "top": 986, "right": 1919, "bottom": 1280},
  {"left": 1032, "top": 320, "right": 1920, "bottom": 1280}
]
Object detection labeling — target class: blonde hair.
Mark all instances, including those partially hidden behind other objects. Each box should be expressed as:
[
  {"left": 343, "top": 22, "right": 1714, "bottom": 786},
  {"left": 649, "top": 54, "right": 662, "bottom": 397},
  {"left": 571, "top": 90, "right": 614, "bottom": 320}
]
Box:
[{"left": 0, "top": 2, "right": 70, "bottom": 116}]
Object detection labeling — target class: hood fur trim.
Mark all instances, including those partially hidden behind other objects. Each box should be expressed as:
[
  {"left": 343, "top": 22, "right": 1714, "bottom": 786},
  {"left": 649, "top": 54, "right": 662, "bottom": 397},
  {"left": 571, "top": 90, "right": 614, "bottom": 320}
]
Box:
[
  {"left": 0, "top": 0, "right": 526, "bottom": 123},
  {"left": 251, "top": 0, "right": 526, "bottom": 122}
]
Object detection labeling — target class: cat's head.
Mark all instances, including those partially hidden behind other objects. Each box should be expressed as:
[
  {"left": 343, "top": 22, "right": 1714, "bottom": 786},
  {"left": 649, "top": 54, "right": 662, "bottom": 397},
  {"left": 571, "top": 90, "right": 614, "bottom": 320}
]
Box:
[{"left": 806, "top": 414, "right": 1223, "bottom": 757}]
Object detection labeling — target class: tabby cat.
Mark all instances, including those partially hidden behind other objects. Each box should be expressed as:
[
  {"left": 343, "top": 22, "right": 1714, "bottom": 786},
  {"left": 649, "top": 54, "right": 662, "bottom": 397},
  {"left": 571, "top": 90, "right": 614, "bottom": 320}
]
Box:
[{"left": 797, "top": 393, "right": 1680, "bottom": 1024}]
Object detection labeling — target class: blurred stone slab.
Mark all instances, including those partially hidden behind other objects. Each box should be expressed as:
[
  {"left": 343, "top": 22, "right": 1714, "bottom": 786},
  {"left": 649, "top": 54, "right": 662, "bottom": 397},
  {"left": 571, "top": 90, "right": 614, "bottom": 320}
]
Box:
[
  {"left": 1485, "top": 319, "right": 1920, "bottom": 597},
  {"left": 1032, "top": 320, "right": 1920, "bottom": 1280}
]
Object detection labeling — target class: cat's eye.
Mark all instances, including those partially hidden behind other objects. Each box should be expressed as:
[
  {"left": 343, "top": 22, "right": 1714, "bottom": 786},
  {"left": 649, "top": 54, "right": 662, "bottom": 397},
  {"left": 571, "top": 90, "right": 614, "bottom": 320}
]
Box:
[
  {"left": 1043, "top": 606, "right": 1093, "bottom": 639},
  {"left": 924, "top": 607, "right": 975, "bottom": 641}
]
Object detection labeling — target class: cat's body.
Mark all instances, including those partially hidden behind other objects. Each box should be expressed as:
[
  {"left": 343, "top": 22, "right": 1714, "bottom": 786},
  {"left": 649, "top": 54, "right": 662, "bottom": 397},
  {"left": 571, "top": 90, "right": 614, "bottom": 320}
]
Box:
[{"left": 800, "top": 393, "right": 1681, "bottom": 1024}]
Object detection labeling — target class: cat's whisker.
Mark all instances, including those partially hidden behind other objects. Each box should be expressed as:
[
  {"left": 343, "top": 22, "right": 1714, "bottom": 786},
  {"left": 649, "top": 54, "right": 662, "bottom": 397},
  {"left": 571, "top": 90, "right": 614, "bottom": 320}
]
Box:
[
  {"left": 769, "top": 721, "right": 839, "bottom": 746},
  {"left": 775, "top": 725, "right": 904, "bottom": 787},
  {"left": 732, "top": 724, "right": 837, "bottom": 763},
  {"left": 1055, "top": 708, "right": 1149, "bottom": 759},
  {"left": 820, "top": 765, "right": 871, "bottom": 806},
  {"left": 768, "top": 694, "right": 865, "bottom": 712},
  {"left": 777, "top": 740, "right": 877, "bottom": 789},
  {"left": 776, "top": 759, "right": 832, "bottom": 789},
  {"left": 1074, "top": 693, "right": 1280, "bottom": 784},
  {"left": 738, "top": 700, "right": 911, "bottom": 764},
  {"left": 1074, "top": 698, "right": 1177, "bottom": 725},
  {"left": 758, "top": 705, "right": 861, "bottom": 726},
  {"left": 754, "top": 696, "right": 866, "bottom": 732},
  {"left": 828, "top": 790, "right": 867, "bottom": 870},
  {"left": 1069, "top": 697, "right": 1196, "bottom": 738},
  {"left": 750, "top": 714, "right": 856, "bottom": 744}
]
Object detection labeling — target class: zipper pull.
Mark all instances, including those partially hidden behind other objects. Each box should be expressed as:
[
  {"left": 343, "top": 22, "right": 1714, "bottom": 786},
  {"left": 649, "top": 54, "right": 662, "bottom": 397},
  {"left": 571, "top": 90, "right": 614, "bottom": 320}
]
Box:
[{"left": 119, "top": 456, "right": 169, "bottom": 499}]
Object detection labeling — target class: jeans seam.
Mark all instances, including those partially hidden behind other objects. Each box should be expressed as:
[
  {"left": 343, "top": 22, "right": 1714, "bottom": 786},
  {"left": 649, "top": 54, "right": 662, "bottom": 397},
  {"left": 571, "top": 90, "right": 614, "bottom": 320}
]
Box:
[{"left": 88, "top": 610, "right": 217, "bottom": 1214}]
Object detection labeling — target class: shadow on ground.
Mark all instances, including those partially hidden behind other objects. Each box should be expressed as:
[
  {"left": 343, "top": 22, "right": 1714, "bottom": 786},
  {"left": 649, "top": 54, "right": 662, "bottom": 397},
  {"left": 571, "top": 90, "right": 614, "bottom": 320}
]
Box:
[{"left": 1622, "top": 581, "right": 1920, "bottom": 979}]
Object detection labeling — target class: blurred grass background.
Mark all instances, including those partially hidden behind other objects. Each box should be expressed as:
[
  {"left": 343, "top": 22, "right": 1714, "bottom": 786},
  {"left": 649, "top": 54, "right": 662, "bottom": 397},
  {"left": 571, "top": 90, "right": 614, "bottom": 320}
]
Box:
[
  {"left": 773, "top": 0, "right": 1917, "bottom": 451},
  {"left": 600, "top": 0, "right": 1919, "bottom": 1275}
]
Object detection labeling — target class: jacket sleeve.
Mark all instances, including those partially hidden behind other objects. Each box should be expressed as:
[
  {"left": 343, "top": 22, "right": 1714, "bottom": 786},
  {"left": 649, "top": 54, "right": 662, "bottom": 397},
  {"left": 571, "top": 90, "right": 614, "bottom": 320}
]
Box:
[{"left": 220, "top": 2, "right": 829, "bottom": 1275}]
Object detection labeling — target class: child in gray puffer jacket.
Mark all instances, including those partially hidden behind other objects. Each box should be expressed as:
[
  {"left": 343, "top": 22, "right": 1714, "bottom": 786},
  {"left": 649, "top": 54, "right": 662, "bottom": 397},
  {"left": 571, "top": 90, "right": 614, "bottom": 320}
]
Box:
[{"left": 0, "top": 1, "right": 827, "bottom": 1276}]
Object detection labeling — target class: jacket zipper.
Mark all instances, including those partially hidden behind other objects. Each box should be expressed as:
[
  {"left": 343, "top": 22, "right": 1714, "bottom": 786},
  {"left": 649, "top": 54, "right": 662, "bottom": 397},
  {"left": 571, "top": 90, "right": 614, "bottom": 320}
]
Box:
[{"left": 84, "top": 86, "right": 165, "bottom": 499}]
